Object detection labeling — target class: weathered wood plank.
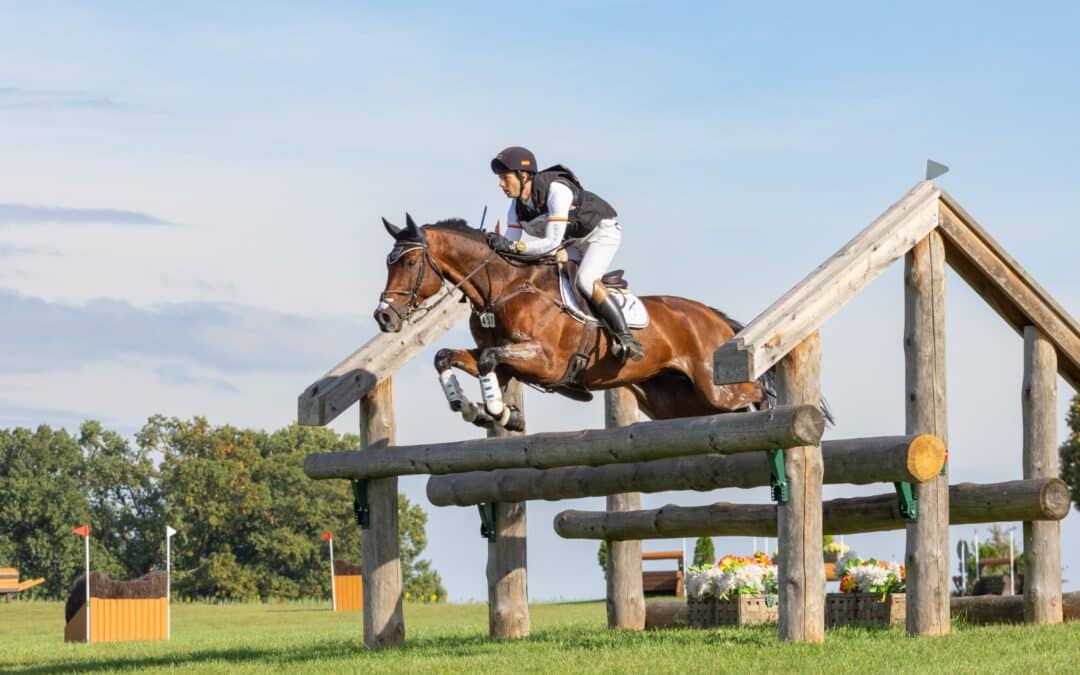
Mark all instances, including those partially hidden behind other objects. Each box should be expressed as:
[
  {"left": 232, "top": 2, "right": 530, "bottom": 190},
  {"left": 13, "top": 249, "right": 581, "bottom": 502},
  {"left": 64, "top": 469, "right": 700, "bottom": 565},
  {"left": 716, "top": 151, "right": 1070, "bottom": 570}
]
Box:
[
  {"left": 426, "top": 434, "right": 945, "bottom": 506},
  {"left": 487, "top": 380, "right": 529, "bottom": 639},
  {"left": 305, "top": 406, "right": 824, "bottom": 480},
  {"left": 938, "top": 193, "right": 1080, "bottom": 391},
  {"left": 604, "top": 388, "right": 645, "bottom": 631},
  {"left": 359, "top": 378, "right": 405, "bottom": 649},
  {"left": 904, "top": 231, "right": 951, "bottom": 637},
  {"left": 552, "top": 479, "right": 1071, "bottom": 540},
  {"left": 298, "top": 286, "right": 469, "bottom": 426},
  {"left": 1022, "top": 327, "right": 1063, "bottom": 624},
  {"left": 714, "top": 181, "right": 941, "bottom": 384}
]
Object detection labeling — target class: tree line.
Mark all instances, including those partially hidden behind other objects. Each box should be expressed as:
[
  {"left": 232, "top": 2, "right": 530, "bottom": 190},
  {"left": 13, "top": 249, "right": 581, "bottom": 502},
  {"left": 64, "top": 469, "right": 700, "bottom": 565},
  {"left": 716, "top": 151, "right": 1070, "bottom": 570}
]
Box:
[{"left": 0, "top": 416, "right": 445, "bottom": 601}]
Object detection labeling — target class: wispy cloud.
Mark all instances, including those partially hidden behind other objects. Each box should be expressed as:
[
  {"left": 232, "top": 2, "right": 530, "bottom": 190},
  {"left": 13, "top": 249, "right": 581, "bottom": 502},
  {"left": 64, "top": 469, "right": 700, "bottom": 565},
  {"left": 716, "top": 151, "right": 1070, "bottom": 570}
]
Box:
[
  {"left": 0, "top": 203, "right": 175, "bottom": 227},
  {"left": 0, "top": 289, "right": 362, "bottom": 375},
  {"left": 0, "top": 86, "right": 125, "bottom": 111},
  {"left": 154, "top": 363, "right": 239, "bottom": 394},
  {"left": 0, "top": 243, "right": 58, "bottom": 257}
]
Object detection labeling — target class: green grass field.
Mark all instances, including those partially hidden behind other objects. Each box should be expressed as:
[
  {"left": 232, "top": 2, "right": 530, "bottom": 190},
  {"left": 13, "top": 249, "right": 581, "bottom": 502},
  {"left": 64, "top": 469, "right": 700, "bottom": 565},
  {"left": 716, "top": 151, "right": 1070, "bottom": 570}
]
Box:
[{"left": 1, "top": 599, "right": 1076, "bottom": 674}]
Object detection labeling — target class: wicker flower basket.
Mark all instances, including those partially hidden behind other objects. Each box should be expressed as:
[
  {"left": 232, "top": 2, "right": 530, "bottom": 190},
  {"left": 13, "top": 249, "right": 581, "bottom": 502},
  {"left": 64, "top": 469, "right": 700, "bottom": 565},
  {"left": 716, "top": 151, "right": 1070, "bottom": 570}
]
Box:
[
  {"left": 687, "top": 595, "right": 778, "bottom": 627},
  {"left": 687, "top": 597, "right": 715, "bottom": 628},
  {"left": 826, "top": 592, "right": 906, "bottom": 626}
]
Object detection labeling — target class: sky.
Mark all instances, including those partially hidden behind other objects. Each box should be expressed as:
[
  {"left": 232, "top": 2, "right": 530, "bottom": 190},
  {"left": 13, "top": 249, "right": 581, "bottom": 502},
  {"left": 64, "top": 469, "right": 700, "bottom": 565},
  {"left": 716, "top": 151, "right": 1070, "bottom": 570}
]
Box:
[{"left": 1, "top": 1, "right": 1078, "bottom": 603}]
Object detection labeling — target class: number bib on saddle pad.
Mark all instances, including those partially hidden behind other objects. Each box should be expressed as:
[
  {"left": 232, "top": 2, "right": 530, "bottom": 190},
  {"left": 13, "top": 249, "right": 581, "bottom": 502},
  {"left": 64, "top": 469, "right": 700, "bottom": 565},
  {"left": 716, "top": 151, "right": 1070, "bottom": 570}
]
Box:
[{"left": 557, "top": 266, "right": 649, "bottom": 329}]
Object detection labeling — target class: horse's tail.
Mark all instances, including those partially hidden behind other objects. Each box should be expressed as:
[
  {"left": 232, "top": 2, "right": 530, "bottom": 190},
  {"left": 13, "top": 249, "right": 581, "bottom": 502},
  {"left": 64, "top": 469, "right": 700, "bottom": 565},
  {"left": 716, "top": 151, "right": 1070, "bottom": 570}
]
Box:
[{"left": 710, "top": 306, "right": 835, "bottom": 426}]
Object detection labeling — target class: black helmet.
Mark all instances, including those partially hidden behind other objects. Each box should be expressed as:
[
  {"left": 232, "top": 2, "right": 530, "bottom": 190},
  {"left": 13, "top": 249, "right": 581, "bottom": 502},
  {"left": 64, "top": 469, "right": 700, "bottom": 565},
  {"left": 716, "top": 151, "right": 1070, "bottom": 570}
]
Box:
[{"left": 491, "top": 146, "right": 537, "bottom": 174}]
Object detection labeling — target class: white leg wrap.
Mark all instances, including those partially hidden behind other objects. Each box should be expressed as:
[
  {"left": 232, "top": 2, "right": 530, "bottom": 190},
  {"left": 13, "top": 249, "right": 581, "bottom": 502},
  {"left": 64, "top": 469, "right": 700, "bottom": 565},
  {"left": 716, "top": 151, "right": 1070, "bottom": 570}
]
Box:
[
  {"left": 439, "top": 370, "right": 468, "bottom": 410},
  {"left": 479, "top": 371, "right": 504, "bottom": 417}
]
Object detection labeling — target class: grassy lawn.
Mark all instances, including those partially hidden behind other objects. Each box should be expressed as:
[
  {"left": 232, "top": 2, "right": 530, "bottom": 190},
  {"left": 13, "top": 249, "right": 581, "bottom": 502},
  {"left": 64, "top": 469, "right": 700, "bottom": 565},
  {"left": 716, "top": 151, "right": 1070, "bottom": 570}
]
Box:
[{"left": 1, "top": 598, "right": 1076, "bottom": 674}]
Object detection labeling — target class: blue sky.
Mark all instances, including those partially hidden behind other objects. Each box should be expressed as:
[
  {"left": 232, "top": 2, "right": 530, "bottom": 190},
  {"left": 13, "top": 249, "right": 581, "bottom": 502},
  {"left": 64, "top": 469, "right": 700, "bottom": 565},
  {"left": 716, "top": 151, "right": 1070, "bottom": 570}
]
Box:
[{"left": 1, "top": 2, "right": 1078, "bottom": 602}]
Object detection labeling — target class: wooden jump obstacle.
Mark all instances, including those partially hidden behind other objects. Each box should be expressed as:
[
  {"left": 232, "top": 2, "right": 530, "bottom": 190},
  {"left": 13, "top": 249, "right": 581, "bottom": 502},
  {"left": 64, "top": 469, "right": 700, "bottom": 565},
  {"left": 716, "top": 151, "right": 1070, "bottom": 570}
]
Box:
[
  {"left": 640, "top": 551, "right": 684, "bottom": 597},
  {"left": 300, "top": 179, "right": 1079, "bottom": 647},
  {"left": 333, "top": 560, "right": 364, "bottom": 611},
  {"left": 64, "top": 571, "right": 168, "bottom": 644},
  {"left": 0, "top": 567, "right": 45, "bottom": 601}
]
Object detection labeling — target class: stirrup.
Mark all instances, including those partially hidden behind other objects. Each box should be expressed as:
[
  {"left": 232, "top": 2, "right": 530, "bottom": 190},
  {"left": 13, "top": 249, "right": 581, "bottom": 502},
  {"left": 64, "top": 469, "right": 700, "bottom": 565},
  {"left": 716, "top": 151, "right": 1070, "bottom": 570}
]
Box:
[{"left": 612, "top": 333, "right": 645, "bottom": 362}]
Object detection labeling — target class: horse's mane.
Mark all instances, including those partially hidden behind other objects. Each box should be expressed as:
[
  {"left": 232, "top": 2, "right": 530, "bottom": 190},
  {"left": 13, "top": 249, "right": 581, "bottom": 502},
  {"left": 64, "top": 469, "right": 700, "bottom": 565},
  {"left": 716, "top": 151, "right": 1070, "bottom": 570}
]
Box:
[{"left": 428, "top": 218, "right": 484, "bottom": 242}]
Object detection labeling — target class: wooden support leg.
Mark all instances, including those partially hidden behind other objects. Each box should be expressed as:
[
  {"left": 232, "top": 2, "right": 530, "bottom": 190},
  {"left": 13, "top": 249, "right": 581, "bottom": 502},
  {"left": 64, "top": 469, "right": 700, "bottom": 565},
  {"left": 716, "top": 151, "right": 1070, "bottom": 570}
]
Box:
[
  {"left": 1022, "top": 327, "right": 1063, "bottom": 624},
  {"left": 904, "top": 231, "right": 950, "bottom": 637},
  {"left": 776, "top": 331, "right": 825, "bottom": 643},
  {"left": 605, "top": 388, "right": 645, "bottom": 630},
  {"left": 487, "top": 380, "right": 530, "bottom": 638},
  {"left": 360, "top": 378, "right": 405, "bottom": 648}
]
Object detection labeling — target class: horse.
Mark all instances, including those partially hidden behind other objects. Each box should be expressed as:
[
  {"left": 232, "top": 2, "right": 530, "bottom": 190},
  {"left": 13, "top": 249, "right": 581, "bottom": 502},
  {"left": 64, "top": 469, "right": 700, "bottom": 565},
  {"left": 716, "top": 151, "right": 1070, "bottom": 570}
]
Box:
[{"left": 374, "top": 214, "right": 776, "bottom": 432}]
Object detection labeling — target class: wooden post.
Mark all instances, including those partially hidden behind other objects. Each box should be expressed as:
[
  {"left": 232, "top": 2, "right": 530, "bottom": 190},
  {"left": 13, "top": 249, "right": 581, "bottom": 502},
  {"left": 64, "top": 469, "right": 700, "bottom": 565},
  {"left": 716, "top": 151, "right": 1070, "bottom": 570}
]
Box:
[
  {"left": 605, "top": 388, "right": 645, "bottom": 630},
  {"left": 360, "top": 377, "right": 405, "bottom": 648},
  {"left": 487, "top": 380, "right": 530, "bottom": 638},
  {"left": 775, "top": 331, "right": 825, "bottom": 643},
  {"left": 904, "top": 231, "right": 950, "bottom": 637},
  {"left": 1022, "top": 326, "right": 1063, "bottom": 624}
]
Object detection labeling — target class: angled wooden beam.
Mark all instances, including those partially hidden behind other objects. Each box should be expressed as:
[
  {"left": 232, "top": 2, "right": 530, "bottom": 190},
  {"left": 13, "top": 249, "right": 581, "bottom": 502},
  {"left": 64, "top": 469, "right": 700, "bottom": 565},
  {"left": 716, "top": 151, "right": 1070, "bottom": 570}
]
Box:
[
  {"left": 937, "top": 192, "right": 1080, "bottom": 392},
  {"left": 297, "top": 287, "right": 470, "bottom": 426},
  {"left": 714, "top": 181, "right": 942, "bottom": 384}
]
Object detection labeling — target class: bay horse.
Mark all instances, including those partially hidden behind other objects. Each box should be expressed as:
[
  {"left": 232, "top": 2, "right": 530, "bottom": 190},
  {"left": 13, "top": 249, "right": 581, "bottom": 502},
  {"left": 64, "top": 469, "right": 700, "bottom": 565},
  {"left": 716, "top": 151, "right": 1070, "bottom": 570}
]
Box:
[{"left": 374, "top": 214, "right": 776, "bottom": 432}]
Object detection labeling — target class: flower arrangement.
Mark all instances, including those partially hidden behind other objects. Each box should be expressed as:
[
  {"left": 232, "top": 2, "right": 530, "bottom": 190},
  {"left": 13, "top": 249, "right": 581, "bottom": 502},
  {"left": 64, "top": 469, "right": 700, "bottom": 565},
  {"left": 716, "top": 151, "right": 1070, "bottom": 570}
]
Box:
[
  {"left": 686, "top": 552, "right": 778, "bottom": 600},
  {"left": 836, "top": 551, "right": 905, "bottom": 596}
]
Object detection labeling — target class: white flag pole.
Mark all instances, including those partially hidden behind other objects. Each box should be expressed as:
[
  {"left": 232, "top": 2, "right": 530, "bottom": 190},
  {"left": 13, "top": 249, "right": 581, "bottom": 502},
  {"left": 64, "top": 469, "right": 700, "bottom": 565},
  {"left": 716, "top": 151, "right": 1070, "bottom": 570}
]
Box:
[
  {"left": 84, "top": 534, "right": 90, "bottom": 644},
  {"left": 329, "top": 537, "right": 337, "bottom": 611},
  {"left": 1009, "top": 529, "right": 1015, "bottom": 596},
  {"left": 752, "top": 537, "right": 758, "bottom": 555},
  {"left": 166, "top": 526, "right": 176, "bottom": 640}
]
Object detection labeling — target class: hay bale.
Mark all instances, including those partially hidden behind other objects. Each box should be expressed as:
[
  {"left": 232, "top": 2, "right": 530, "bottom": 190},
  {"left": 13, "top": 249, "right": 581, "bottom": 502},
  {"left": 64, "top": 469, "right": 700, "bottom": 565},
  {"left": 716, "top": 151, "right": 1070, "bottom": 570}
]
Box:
[
  {"left": 333, "top": 559, "right": 362, "bottom": 576},
  {"left": 65, "top": 571, "right": 168, "bottom": 622}
]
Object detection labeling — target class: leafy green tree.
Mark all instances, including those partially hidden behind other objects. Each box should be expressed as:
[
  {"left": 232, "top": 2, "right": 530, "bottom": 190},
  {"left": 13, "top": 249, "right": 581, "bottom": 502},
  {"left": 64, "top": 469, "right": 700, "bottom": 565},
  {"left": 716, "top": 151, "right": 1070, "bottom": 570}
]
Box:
[
  {"left": 1060, "top": 393, "right": 1080, "bottom": 510},
  {"left": 0, "top": 426, "right": 92, "bottom": 598},
  {"left": 692, "top": 536, "right": 715, "bottom": 567},
  {"left": 597, "top": 541, "right": 608, "bottom": 578}
]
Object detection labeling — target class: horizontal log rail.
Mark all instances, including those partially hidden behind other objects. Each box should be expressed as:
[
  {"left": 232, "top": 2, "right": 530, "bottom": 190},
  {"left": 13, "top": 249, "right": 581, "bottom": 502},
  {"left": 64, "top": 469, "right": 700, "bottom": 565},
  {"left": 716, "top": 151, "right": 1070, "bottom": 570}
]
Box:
[
  {"left": 427, "top": 434, "right": 944, "bottom": 506},
  {"left": 305, "top": 405, "right": 824, "bottom": 481},
  {"left": 554, "top": 478, "right": 1070, "bottom": 540}
]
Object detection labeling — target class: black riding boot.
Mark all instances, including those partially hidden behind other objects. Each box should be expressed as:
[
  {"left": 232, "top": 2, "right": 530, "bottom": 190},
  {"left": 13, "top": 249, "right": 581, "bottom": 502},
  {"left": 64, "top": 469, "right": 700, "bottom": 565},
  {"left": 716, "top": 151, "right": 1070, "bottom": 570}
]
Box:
[{"left": 593, "top": 295, "right": 645, "bottom": 362}]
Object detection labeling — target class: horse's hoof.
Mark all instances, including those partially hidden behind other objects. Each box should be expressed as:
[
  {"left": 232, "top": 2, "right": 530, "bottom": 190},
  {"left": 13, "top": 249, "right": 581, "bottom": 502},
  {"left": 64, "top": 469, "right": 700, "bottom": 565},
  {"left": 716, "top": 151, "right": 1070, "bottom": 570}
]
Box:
[
  {"left": 449, "top": 399, "right": 463, "bottom": 412},
  {"left": 504, "top": 407, "right": 526, "bottom": 433}
]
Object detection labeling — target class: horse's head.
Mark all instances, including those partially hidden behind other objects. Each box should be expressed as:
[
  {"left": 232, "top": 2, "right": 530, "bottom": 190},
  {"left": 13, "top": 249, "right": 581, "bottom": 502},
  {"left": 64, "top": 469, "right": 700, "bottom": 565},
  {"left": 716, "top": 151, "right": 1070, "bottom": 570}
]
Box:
[{"left": 374, "top": 213, "right": 445, "bottom": 332}]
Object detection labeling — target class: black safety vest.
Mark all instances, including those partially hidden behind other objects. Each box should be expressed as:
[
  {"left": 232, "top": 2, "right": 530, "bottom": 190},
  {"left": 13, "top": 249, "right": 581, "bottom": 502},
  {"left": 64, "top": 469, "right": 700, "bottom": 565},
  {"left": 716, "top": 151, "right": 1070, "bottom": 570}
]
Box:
[{"left": 514, "top": 165, "right": 617, "bottom": 239}]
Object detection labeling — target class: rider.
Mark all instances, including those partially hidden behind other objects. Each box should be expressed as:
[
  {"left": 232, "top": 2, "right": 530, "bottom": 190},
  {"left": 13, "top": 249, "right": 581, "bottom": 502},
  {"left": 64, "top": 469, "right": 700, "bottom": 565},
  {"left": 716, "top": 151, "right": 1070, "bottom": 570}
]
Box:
[{"left": 486, "top": 146, "right": 645, "bottom": 362}]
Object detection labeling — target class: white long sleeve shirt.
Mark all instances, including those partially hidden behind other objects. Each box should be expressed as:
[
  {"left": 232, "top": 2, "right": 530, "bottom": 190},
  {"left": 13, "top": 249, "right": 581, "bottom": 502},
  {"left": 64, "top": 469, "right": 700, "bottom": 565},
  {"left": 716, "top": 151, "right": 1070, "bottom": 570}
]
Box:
[{"left": 503, "top": 181, "right": 573, "bottom": 255}]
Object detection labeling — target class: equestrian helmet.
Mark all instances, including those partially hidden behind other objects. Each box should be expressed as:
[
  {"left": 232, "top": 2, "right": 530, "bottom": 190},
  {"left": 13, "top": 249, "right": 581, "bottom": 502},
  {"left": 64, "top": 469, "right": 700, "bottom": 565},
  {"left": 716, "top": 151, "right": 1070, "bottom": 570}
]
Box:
[{"left": 490, "top": 146, "right": 537, "bottom": 174}]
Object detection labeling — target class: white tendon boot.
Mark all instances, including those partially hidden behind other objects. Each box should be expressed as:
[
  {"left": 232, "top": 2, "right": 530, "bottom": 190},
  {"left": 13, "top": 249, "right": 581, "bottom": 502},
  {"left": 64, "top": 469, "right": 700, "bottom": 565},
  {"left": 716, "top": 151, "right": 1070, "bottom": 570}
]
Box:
[{"left": 478, "top": 371, "right": 512, "bottom": 426}]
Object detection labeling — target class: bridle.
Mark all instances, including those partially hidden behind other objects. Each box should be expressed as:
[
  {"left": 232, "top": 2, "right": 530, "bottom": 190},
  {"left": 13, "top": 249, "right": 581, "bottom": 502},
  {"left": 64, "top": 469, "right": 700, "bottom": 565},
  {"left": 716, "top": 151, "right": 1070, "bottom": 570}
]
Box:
[{"left": 380, "top": 230, "right": 500, "bottom": 324}]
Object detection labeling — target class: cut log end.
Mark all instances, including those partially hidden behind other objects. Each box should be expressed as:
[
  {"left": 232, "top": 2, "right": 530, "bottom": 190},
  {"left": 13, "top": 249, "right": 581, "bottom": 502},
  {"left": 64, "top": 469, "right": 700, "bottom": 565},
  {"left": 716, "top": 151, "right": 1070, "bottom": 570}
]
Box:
[
  {"left": 791, "top": 405, "right": 826, "bottom": 445},
  {"left": 907, "top": 434, "right": 947, "bottom": 482},
  {"left": 1041, "top": 478, "right": 1072, "bottom": 520}
]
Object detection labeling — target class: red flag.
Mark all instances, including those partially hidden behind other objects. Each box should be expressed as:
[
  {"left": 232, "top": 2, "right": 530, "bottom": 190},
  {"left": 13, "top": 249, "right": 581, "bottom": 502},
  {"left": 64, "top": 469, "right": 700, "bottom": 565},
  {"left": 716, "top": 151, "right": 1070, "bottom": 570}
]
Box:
[
  {"left": 72, "top": 524, "right": 90, "bottom": 537},
  {"left": 321, "top": 532, "right": 333, "bottom": 540}
]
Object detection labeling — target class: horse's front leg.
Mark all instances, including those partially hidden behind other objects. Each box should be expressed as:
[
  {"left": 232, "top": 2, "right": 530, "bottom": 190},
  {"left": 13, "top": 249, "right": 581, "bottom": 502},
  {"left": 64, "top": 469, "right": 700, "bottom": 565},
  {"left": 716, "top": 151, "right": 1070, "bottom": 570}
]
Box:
[
  {"left": 474, "top": 342, "right": 545, "bottom": 432},
  {"left": 433, "top": 347, "right": 494, "bottom": 428}
]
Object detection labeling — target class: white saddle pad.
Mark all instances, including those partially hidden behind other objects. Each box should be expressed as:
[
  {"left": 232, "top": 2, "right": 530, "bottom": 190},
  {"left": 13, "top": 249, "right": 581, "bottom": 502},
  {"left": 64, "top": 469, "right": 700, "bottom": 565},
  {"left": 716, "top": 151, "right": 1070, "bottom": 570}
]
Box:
[{"left": 558, "top": 267, "right": 649, "bottom": 329}]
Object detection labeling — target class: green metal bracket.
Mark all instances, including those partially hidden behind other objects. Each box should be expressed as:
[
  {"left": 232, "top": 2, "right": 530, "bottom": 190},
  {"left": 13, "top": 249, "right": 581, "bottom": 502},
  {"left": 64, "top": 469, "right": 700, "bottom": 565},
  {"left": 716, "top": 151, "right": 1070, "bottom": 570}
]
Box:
[
  {"left": 894, "top": 481, "right": 918, "bottom": 521},
  {"left": 351, "top": 480, "right": 370, "bottom": 529},
  {"left": 767, "top": 449, "right": 789, "bottom": 505},
  {"left": 477, "top": 502, "right": 496, "bottom": 541}
]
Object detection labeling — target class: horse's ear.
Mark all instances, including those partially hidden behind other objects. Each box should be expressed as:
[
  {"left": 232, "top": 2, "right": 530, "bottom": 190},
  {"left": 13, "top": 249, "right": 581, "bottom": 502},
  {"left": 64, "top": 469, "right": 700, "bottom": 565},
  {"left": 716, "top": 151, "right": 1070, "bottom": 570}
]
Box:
[
  {"left": 404, "top": 212, "right": 420, "bottom": 238},
  {"left": 382, "top": 217, "right": 403, "bottom": 239}
]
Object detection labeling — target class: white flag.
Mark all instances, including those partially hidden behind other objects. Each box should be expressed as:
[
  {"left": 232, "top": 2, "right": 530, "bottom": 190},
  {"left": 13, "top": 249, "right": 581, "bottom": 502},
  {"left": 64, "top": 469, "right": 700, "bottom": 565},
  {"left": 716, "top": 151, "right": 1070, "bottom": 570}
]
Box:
[{"left": 166, "top": 526, "right": 177, "bottom": 538}]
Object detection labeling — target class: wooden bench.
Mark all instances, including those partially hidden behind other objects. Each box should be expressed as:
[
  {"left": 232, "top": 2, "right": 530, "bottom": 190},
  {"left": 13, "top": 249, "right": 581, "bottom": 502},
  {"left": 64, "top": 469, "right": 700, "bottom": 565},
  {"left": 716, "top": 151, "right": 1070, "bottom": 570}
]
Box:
[
  {"left": 641, "top": 551, "right": 684, "bottom": 597},
  {"left": 0, "top": 567, "right": 46, "bottom": 601}
]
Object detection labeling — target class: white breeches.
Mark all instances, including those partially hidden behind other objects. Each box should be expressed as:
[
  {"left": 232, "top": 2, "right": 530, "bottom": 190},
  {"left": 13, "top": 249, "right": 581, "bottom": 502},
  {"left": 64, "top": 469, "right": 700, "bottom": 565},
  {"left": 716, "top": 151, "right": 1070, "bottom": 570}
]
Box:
[{"left": 571, "top": 218, "right": 621, "bottom": 297}]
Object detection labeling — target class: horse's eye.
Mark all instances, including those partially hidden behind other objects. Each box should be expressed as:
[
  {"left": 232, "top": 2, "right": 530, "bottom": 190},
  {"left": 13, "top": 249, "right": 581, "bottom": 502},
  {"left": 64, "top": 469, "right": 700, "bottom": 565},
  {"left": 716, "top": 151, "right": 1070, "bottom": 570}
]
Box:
[{"left": 406, "top": 259, "right": 417, "bottom": 268}]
